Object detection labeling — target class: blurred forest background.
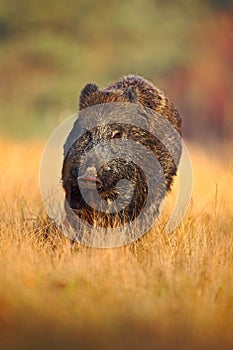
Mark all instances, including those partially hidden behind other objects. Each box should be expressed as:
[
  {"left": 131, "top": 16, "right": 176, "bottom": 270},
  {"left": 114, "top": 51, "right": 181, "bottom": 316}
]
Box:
[{"left": 0, "top": 0, "right": 232, "bottom": 142}]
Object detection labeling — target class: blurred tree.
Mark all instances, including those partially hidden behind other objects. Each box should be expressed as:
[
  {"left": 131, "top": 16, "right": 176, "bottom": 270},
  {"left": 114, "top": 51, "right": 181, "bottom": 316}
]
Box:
[{"left": 0, "top": 0, "right": 231, "bottom": 140}]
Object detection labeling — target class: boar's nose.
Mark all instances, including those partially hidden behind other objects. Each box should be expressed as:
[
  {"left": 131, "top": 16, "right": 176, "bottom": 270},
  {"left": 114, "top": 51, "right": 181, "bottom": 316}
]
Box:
[{"left": 77, "top": 166, "right": 102, "bottom": 190}]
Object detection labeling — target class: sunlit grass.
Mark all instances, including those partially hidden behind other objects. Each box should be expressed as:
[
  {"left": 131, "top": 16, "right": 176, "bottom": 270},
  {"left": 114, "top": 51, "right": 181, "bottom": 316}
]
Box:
[{"left": 0, "top": 138, "right": 232, "bottom": 349}]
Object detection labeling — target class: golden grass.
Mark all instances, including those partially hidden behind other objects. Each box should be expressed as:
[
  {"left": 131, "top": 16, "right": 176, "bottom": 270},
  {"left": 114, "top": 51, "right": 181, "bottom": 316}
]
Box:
[{"left": 0, "top": 138, "right": 232, "bottom": 350}]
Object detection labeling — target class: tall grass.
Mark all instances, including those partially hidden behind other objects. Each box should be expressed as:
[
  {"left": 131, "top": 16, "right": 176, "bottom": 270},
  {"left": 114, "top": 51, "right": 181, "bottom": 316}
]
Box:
[{"left": 0, "top": 138, "right": 232, "bottom": 349}]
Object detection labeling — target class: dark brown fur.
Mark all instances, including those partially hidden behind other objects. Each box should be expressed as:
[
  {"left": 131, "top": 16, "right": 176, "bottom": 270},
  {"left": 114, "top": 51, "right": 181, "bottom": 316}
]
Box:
[
  {"left": 62, "top": 75, "right": 182, "bottom": 229},
  {"left": 79, "top": 75, "right": 181, "bottom": 135}
]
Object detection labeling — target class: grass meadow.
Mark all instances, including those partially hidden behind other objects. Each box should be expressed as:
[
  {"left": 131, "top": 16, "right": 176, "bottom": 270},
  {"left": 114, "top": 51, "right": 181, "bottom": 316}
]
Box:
[
  {"left": 0, "top": 138, "right": 232, "bottom": 350},
  {"left": 0, "top": 1, "right": 232, "bottom": 349}
]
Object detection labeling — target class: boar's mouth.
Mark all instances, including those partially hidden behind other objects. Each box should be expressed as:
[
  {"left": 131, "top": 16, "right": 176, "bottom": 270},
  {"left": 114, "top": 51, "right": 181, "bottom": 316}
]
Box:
[
  {"left": 65, "top": 160, "right": 149, "bottom": 228},
  {"left": 77, "top": 175, "right": 102, "bottom": 190}
]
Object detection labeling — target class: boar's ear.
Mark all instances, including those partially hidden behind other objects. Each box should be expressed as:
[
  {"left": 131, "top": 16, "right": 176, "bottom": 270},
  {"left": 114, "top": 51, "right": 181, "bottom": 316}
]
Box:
[
  {"left": 124, "top": 86, "right": 138, "bottom": 103},
  {"left": 79, "top": 83, "right": 99, "bottom": 109},
  {"left": 80, "top": 83, "right": 98, "bottom": 97}
]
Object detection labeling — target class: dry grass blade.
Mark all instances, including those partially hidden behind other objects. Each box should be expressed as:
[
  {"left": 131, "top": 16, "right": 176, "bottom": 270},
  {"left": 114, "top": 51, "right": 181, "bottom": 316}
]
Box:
[{"left": 0, "top": 139, "right": 232, "bottom": 350}]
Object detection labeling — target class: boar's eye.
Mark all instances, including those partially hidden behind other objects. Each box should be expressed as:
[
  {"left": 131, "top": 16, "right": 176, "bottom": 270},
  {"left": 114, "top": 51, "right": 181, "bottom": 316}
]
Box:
[
  {"left": 112, "top": 130, "right": 121, "bottom": 139},
  {"left": 84, "top": 130, "right": 93, "bottom": 142}
]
